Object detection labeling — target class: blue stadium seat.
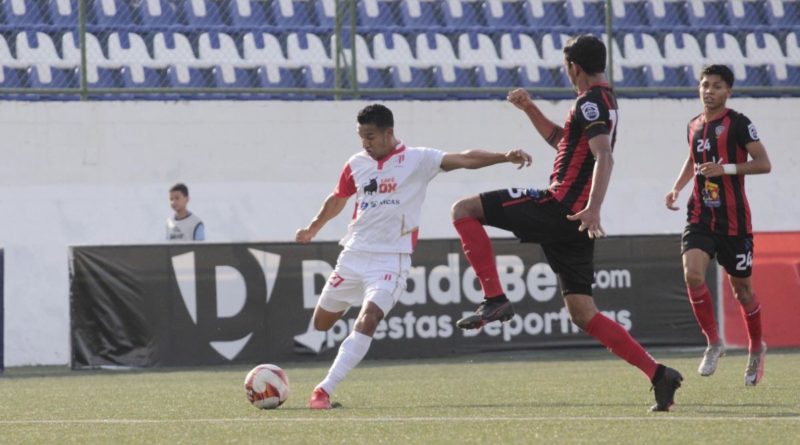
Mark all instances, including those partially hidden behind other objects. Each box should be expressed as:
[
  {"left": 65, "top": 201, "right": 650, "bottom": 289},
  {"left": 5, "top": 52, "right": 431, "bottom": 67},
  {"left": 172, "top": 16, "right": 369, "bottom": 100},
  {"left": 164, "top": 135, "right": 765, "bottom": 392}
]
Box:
[
  {"left": 166, "top": 66, "right": 211, "bottom": 88},
  {"left": 566, "top": 0, "right": 605, "bottom": 32},
  {"left": 0, "top": 67, "right": 26, "bottom": 88},
  {"left": 183, "top": 0, "right": 226, "bottom": 28},
  {"left": 3, "top": 0, "right": 49, "bottom": 27},
  {"left": 121, "top": 66, "right": 165, "bottom": 88},
  {"left": 272, "top": 0, "right": 318, "bottom": 30},
  {"left": 644, "top": 65, "right": 693, "bottom": 91},
  {"left": 482, "top": 0, "right": 526, "bottom": 29},
  {"left": 523, "top": 0, "right": 568, "bottom": 29},
  {"left": 441, "top": 0, "right": 485, "bottom": 28},
  {"left": 611, "top": 0, "right": 649, "bottom": 28},
  {"left": 303, "top": 66, "right": 335, "bottom": 89},
  {"left": 139, "top": 0, "right": 183, "bottom": 29},
  {"left": 388, "top": 66, "right": 433, "bottom": 92},
  {"left": 724, "top": 0, "right": 768, "bottom": 27},
  {"left": 766, "top": 0, "right": 800, "bottom": 28},
  {"left": 767, "top": 64, "right": 800, "bottom": 87},
  {"left": 517, "top": 66, "right": 573, "bottom": 100},
  {"left": 399, "top": 0, "right": 443, "bottom": 29},
  {"left": 644, "top": 0, "right": 688, "bottom": 28},
  {"left": 28, "top": 66, "right": 78, "bottom": 88},
  {"left": 315, "top": 0, "right": 337, "bottom": 29},
  {"left": 213, "top": 66, "right": 254, "bottom": 88},
  {"left": 357, "top": 0, "right": 404, "bottom": 30},
  {"left": 254, "top": 66, "right": 303, "bottom": 88},
  {"left": 227, "top": 0, "right": 271, "bottom": 29},
  {"left": 474, "top": 65, "right": 518, "bottom": 89},
  {"left": 88, "top": 67, "right": 121, "bottom": 88},
  {"left": 686, "top": 0, "right": 728, "bottom": 28},
  {"left": 48, "top": 0, "right": 78, "bottom": 28},
  {"left": 432, "top": 66, "right": 481, "bottom": 99},
  {"left": 619, "top": 66, "right": 647, "bottom": 88},
  {"left": 90, "top": 0, "right": 136, "bottom": 29},
  {"left": 738, "top": 65, "right": 770, "bottom": 87}
]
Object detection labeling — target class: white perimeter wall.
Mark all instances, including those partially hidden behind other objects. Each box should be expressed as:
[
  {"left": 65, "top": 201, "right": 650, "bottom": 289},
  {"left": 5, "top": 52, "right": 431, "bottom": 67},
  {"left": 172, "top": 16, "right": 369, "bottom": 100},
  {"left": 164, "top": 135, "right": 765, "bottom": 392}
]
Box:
[{"left": 1, "top": 98, "right": 797, "bottom": 366}]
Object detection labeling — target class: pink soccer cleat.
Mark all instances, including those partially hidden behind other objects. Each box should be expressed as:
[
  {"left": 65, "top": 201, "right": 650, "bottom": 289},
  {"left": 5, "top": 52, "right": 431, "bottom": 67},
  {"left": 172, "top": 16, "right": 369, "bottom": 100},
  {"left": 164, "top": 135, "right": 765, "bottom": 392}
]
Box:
[{"left": 308, "top": 387, "right": 332, "bottom": 410}]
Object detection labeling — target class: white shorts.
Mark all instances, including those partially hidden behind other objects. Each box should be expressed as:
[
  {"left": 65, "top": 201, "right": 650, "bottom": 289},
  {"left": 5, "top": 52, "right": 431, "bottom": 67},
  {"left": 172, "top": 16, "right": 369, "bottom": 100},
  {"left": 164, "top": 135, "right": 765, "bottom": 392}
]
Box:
[{"left": 317, "top": 250, "right": 411, "bottom": 317}]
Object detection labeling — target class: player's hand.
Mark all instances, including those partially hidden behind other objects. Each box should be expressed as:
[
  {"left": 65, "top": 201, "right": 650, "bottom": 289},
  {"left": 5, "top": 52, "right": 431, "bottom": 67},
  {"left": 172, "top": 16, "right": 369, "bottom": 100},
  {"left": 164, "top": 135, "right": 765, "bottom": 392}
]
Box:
[
  {"left": 566, "top": 207, "right": 606, "bottom": 239},
  {"left": 505, "top": 149, "right": 533, "bottom": 169},
  {"left": 295, "top": 228, "right": 315, "bottom": 243},
  {"left": 697, "top": 161, "right": 724, "bottom": 178},
  {"left": 665, "top": 189, "right": 680, "bottom": 211},
  {"left": 507, "top": 88, "right": 534, "bottom": 111}
]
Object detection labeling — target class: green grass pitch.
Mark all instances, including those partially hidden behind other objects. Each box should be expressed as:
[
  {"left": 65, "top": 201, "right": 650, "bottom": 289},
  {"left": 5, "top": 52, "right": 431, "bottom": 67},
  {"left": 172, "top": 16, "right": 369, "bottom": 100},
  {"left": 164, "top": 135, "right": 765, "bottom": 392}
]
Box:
[{"left": 1, "top": 348, "right": 798, "bottom": 444}]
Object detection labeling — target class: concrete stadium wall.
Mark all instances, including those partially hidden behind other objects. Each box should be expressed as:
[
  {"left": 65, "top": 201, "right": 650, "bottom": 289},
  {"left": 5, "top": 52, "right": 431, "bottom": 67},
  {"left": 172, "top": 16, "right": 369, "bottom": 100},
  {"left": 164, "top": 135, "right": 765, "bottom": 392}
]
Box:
[{"left": 1, "top": 98, "right": 797, "bottom": 366}]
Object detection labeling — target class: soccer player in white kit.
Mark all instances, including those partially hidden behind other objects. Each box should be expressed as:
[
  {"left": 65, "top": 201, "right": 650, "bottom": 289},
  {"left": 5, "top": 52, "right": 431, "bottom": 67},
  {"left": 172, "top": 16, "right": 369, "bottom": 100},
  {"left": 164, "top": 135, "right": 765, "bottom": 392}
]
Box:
[{"left": 296, "top": 104, "right": 532, "bottom": 409}]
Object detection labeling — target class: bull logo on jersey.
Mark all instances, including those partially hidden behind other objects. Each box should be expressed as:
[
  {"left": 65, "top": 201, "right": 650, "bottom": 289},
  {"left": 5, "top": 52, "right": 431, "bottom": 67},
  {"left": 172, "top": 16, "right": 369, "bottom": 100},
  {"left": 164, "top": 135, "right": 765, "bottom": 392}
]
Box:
[
  {"left": 363, "top": 177, "right": 378, "bottom": 195},
  {"left": 580, "top": 102, "right": 600, "bottom": 121}
]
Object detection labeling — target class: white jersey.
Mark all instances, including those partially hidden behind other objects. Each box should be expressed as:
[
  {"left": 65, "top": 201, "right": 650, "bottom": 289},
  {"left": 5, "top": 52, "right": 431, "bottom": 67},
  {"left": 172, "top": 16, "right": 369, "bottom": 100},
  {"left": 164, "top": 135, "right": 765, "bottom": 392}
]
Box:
[
  {"left": 334, "top": 144, "right": 445, "bottom": 254},
  {"left": 166, "top": 212, "right": 204, "bottom": 241}
]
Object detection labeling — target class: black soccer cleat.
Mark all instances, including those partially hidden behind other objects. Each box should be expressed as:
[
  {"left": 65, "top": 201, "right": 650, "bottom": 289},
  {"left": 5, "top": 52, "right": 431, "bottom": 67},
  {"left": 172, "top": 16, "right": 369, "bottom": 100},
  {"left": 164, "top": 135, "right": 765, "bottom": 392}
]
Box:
[
  {"left": 650, "top": 365, "right": 683, "bottom": 412},
  {"left": 456, "top": 297, "right": 515, "bottom": 330}
]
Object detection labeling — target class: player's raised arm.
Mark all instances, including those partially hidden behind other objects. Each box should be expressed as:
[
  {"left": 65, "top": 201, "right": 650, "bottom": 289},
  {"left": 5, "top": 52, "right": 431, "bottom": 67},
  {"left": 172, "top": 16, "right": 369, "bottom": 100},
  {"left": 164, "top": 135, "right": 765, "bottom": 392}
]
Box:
[
  {"left": 507, "top": 88, "right": 564, "bottom": 150},
  {"left": 440, "top": 149, "right": 532, "bottom": 172},
  {"left": 295, "top": 193, "right": 349, "bottom": 243}
]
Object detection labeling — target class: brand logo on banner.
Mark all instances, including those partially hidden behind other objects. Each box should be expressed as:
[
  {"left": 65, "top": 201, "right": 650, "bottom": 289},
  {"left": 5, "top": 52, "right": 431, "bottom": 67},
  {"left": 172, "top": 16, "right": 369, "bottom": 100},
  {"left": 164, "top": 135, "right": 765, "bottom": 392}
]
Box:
[{"left": 171, "top": 249, "right": 281, "bottom": 360}]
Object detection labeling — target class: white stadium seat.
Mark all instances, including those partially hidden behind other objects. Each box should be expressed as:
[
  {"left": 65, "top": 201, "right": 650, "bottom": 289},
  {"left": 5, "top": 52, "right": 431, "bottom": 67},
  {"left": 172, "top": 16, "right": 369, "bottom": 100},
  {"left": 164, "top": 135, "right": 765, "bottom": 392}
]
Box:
[
  {"left": 153, "top": 32, "right": 198, "bottom": 83},
  {"left": 415, "top": 33, "right": 457, "bottom": 81},
  {"left": 242, "top": 32, "right": 286, "bottom": 83},
  {"left": 621, "top": 33, "right": 664, "bottom": 81},
  {"left": 16, "top": 32, "right": 62, "bottom": 83},
  {"left": 61, "top": 32, "right": 106, "bottom": 83},
  {"left": 664, "top": 33, "right": 705, "bottom": 82},
  {"left": 107, "top": 32, "right": 154, "bottom": 84},
  {"left": 745, "top": 33, "right": 786, "bottom": 80},
  {"left": 498, "top": 33, "right": 541, "bottom": 76},
  {"left": 197, "top": 33, "right": 242, "bottom": 83},
  {"left": 704, "top": 33, "right": 747, "bottom": 80},
  {"left": 286, "top": 33, "right": 333, "bottom": 84},
  {"left": 457, "top": 33, "right": 501, "bottom": 82},
  {"left": 373, "top": 33, "right": 416, "bottom": 83}
]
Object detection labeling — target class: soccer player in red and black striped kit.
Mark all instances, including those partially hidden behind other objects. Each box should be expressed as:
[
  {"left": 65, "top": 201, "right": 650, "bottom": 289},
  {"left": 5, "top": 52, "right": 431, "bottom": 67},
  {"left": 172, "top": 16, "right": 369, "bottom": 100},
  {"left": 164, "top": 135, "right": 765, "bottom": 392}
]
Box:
[
  {"left": 665, "top": 64, "right": 771, "bottom": 386},
  {"left": 452, "top": 34, "right": 682, "bottom": 412}
]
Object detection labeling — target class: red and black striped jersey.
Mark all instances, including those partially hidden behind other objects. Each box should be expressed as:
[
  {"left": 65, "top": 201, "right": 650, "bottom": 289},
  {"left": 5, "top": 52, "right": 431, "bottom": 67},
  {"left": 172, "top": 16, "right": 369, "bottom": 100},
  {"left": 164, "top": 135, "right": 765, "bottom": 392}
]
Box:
[
  {"left": 549, "top": 83, "right": 618, "bottom": 213},
  {"left": 685, "top": 108, "right": 759, "bottom": 236}
]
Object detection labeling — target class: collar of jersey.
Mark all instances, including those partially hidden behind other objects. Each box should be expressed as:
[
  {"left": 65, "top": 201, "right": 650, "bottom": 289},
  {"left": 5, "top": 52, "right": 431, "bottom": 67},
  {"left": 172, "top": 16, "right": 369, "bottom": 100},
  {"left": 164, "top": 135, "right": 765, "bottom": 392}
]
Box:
[{"left": 376, "top": 142, "right": 406, "bottom": 169}]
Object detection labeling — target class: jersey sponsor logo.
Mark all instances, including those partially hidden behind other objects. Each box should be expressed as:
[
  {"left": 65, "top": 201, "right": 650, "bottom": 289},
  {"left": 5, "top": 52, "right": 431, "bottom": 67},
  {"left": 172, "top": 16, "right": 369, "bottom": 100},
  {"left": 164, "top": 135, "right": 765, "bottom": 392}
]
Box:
[
  {"left": 363, "top": 177, "right": 378, "bottom": 195},
  {"left": 748, "top": 123, "right": 759, "bottom": 140},
  {"left": 701, "top": 180, "right": 721, "bottom": 208},
  {"left": 580, "top": 101, "right": 600, "bottom": 121},
  {"left": 379, "top": 177, "right": 397, "bottom": 193}
]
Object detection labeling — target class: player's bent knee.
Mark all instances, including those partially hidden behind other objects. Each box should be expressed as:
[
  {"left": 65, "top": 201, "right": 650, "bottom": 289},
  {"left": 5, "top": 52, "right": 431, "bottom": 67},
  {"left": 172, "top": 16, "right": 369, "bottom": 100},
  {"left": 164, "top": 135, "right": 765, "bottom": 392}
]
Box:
[{"left": 451, "top": 196, "right": 482, "bottom": 221}]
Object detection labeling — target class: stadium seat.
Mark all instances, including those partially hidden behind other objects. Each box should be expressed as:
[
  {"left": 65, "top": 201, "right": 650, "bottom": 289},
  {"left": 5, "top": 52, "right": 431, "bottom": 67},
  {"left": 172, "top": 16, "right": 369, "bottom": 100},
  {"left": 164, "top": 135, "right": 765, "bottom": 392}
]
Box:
[
  {"left": 456, "top": 32, "right": 502, "bottom": 83},
  {"left": 618, "top": 66, "right": 647, "bottom": 88},
  {"left": 482, "top": 0, "right": 527, "bottom": 29},
  {"left": 400, "top": 0, "right": 443, "bottom": 29},
  {"left": 183, "top": 0, "right": 226, "bottom": 28},
  {"left": 357, "top": 0, "right": 404, "bottom": 29},
  {"left": 645, "top": 65, "right": 694, "bottom": 90},
  {"left": 498, "top": 33, "right": 542, "bottom": 78},
  {"left": 60, "top": 32, "right": 106, "bottom": 84},
  {"left": 272, "top": 0, "right": 318, "bottom": 29},
  {"left": 565, "top": 0, "right": 605, "bottom": 32},
  {"left": 89, "top": 67, "right": 121, "bottom": 88},
  {"left": 0, "top": 66, "right": 25, "bottom": 89},
  {"left": 372, "top": 33, "right": 417, "bottom": 83},
  {"left": 15, "top": 32, "right": 65, "bottom": 82},
  {"left": 540, "top": 32, "right": 571, "bottom": 69},
  {"left": 610, "top": 0, "right": 649, "bottom": 29},
  {"left": 432, "top": 66, "right": 480, "bottom": 99},
  {"left": 315, "top": 0, "right": 337, "bottom": 29},
  {"left": 441, "top": 0, "right": 485, "bottom": 28},
  {"left": 242, "top": 32, "right": 287, "bottom": 82},
  {"left": 724, "top": 0, "right": 768, "bottom": 28},
  {"left": 107, "top": 32, "right": 154, "bottom": 84},
  {"left": 620, "top": 33, "right": 664, "bottom": 83},
  {"left": 686, "top": 0, "right": 728, "bottom": 28},
  {"left": 784, "top": 31, "right": 800, "bottom": 72},
  {"left": 227, "top": 0, "right": 271, "bottom": 29},
  {"left": 153, "top": 32, "right": 198, "bottom": 83},
  {"left": 766, "top": 0, "right": 800, "bottom": 28},
  {"left": 302, "top": 66, "right": 336, "bottom": 98},
  {"left": 121, "top": 66, "right": 165, "bottom": 88},
  {"left": 28, "top": 66, "right": 78, "bottom": 88},
  {"left": 523, "top": 0, "right": 569, "bottom": 29},
  {"left": 767, "top": 64, "right": 800, "bottom": 87},
  {"left": 0, "top": 34, "right": 24, "bottom": 70},
  {"left": 663, "top": 33, "right": 705, "bottom": 82},
  {"left": 518, "top": 66, "right": 573, "bottom": 100},
  {"left": 213, "top": 66, "right": 255, "bottom": 88},
  {"left": 253, "top": 65, "right": 301, "bottom": 88},
  {"left": 286, "top": 33, "right": 334, "bottom": 85},
  {"left": 166, "top": 66, "right": 211, "bottom": 88},
  {"left": 474, "top": 65, "right": 518, "bottom": 89},
  {"left": 332, "top": 34, "right": 374, "bottom": 88},
  {"left": 90, "top": 0, "right": 136, "bottom": 29},
  {"left": 3, "top": 0, "right": 49, "bottom": 27},
  {"left": 388, "top": 66, "right": 433, "bottom": 91},
  {"left": 48, "top": 0, "right": 78, "bottom": 28},
  {"left": 644, "top": 0, "right": 688, "bottom": 28},
  {"left": 197, "top": 33, "right": 241, "bottom": 84},
  {"left": 704, "top": 32, "right": 747, "bottom": 80},
  {"left": 139, "top": 0, "right": 183, "bottom": 29},
  {"left": 745, "top": 33, "right": 787, "bottom": 82},
  {"left": 738, "top": 65, "right": 771, "bottom": 87},
  {"left": 415, "top": 33, "right": 457, "bottom": 81}
]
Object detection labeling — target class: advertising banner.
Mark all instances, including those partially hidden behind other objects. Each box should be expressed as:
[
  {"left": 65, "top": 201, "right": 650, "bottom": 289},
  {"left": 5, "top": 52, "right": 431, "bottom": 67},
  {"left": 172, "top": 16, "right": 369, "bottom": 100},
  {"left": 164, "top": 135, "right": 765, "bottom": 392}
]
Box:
[{"left": 70, "top": 236, "right": 708, "bottom": 369}]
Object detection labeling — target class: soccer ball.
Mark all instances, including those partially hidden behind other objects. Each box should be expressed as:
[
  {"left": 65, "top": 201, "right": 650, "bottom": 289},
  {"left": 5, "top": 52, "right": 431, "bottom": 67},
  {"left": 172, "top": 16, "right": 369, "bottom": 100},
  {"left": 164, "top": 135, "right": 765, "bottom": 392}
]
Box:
[{"left": 244, "top": 364, "right": 290, "bottom": 409}]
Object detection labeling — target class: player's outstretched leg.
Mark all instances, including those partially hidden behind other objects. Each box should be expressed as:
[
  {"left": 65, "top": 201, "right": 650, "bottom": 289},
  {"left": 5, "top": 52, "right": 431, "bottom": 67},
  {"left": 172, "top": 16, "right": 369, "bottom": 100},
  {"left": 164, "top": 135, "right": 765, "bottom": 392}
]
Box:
[
  {"left": 308, "top": 330, "right": 372, "bottom": 410},
  {"left": 456, "top": 295, "right": 515, "bottom": 330},
  {"left": 744, "top": 341, "right": 767, "bottom": 386},
  {"left": 698, "top": 343, "right": 725, "bottom": 376},
  {"left": 650, "top": 365, "right": 684, "bottom": 412}
]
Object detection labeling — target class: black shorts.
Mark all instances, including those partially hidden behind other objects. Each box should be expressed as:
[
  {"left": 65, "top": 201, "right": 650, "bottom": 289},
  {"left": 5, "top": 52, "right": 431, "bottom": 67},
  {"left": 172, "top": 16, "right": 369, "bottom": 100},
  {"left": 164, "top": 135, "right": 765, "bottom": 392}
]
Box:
[
  {"left": 481, "top": 188, "right": 594, "bottom": 296},
  {"left": 682, "top": 224, "right": 754, "bottom": 278}
]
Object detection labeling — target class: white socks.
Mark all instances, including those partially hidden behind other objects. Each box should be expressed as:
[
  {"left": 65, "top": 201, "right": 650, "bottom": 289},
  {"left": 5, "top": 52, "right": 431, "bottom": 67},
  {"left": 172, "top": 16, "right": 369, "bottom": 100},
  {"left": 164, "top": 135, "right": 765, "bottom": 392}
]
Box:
[{"left": 318, "top": 330, "right": 372, "bottom": 395}]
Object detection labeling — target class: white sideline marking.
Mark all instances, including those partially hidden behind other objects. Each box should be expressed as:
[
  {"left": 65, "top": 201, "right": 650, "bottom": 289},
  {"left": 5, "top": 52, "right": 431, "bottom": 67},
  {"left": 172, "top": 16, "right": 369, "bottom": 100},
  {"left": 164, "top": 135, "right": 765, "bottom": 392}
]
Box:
[{"left": 1, "top": 416, "right": 798, "bottom": 425}]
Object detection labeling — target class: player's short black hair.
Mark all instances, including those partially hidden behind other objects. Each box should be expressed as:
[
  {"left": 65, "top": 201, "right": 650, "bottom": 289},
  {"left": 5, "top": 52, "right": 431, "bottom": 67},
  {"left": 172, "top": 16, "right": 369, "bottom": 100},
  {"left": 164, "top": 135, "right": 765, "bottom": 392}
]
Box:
[
  {"left": 563, "top": 34, "right": 606, "bottom": 75},
  {"left": 170, "top": 183, "right": 189, "bottom": 196},
  {"left": 357, "top": 104, "right": 394, "bottom": 129},
  {"left": 700, "top": 64, "right": 735, "bottom": 87}
]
